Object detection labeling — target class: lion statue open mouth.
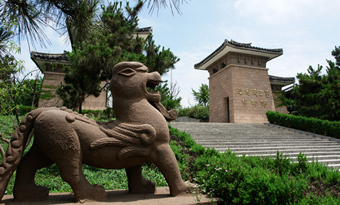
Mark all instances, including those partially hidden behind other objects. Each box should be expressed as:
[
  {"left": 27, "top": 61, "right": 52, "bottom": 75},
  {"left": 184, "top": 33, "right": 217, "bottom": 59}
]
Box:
[
  {"left": 0, "top": 61, "right": 192, "bottom": 202},
  {"left": 111, "top": 61, "right": 178, "bottom": 121}
]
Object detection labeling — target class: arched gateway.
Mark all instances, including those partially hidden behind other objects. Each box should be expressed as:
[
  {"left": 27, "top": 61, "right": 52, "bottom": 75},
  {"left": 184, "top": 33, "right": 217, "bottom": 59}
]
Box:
[{"left": 195, "top": 40, "right": 294, "bottom": 123}]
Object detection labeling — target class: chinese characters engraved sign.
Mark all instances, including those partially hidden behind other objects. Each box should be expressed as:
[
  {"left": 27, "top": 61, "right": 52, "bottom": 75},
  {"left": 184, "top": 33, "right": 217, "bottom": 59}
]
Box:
[{"left": 236, "top": 87, "right": 270, "bottom": 107}]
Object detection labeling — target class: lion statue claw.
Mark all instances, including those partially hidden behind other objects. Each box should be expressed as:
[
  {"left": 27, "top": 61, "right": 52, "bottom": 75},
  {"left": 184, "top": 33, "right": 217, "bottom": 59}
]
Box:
[{"left": 0, "top": 62, "right": 192, "bottom": 202}]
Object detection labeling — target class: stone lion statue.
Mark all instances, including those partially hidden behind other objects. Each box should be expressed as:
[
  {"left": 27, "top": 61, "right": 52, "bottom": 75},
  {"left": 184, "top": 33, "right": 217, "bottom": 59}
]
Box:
[{"left": 0, "top": 62, "right": 192, "bottom": 202}]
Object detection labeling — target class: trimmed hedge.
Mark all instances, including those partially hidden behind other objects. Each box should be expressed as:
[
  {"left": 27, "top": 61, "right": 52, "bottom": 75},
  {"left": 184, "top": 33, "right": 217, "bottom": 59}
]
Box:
[{"left": 266, "top": 111, "right": 340, "bottom": 138}]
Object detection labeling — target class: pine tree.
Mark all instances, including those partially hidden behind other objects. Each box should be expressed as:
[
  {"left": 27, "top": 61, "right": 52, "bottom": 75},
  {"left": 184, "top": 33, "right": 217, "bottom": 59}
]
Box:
[
  {"left": 57, "top": 1, "right": 179, "bottom": 113},
  {"left": 0, "top": 0, "right": 185, "bottom": 47},
  {"left": 192, "top": 84, "right": 209, "bottom": 106},
  {"left": 286, "top": 47, "right": 340, "bottom": 121}
]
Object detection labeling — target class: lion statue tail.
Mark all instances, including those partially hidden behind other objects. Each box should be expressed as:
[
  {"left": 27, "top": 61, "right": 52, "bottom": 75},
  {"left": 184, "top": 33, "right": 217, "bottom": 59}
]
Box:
[{"left": 0, "top": 108, "right": 47, "bottom": 200}]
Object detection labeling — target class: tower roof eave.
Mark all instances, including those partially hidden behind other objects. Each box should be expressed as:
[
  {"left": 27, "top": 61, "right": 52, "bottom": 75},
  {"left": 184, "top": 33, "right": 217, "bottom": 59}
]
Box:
[
  {"left": 194, "top": 39, "right": 283, "bottom": 70},
  {"left": 269, "top": 75, "right": 295, "bottom": 86},
  {"left": 31, "top": 51, "right": 70, "bottom": 73}
]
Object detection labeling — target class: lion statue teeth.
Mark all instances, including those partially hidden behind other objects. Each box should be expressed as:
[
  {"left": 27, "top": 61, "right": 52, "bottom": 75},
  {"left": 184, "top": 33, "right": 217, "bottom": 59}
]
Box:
[{"left": 0, "top": 61, "right": 192, "bottom": 202}]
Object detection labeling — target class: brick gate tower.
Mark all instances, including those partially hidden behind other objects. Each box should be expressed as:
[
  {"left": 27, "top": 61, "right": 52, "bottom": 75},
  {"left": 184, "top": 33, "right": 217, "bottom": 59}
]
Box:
[{"left": 194, "top": 40, "right": 294, "bottom": 123}]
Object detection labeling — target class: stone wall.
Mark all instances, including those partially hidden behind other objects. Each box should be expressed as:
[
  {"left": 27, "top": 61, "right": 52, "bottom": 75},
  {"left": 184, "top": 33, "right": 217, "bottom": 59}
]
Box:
[
  {"left": 209, "top": 64, "right": 233, "bottom": 122},
  {"left": 272, "top": 91, "right": 289, "bottom": 114},
  {"left": 38, "top": 72, "right": 64, "bottom": 107},
  {"left": 209, "top": 64, "right": 276, "bottom": 123},
  {"left": 82, "top": 81, "right": 108, "bottom": 111},
  {"left": 38, "top": 72, "right": 107, "bottom": 110}
]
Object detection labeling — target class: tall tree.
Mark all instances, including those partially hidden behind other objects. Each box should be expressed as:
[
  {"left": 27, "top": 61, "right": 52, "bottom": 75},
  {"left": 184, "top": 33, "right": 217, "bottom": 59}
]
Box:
[
  {"left": 285, "top": 47, "right": 340, "bottom": 121},
  {"left": 144, "top": 35, "right": 179, "bottom": 75},
  {"left": 16, "top": 78, "right": 43, "bottom": 108},
  {"left": 192, "top": 84, "right": 209, "bottom": 106},
  {"left": 57, "top": 1, "right": 179, "bottom": 113},
  {"left": 1, "top": 0, "right": 182, "bottom": 113},
  {"left": 331, "top": 46, "right": 340, "bottom": 66},
  {"left": 0, "top": 0, "right": 186, "bottom": 48},
  {"left": 0, "top": 55, "right": 31, "bottom": 123},
  {"left": 146, "top": 0, "right": 186, "bottom": 14},
  {"left": 0, "top": 25, "right": 14, "bottom": 57},
  {"left": 155, "top": 81, "right": 182, "bottom": 110}
]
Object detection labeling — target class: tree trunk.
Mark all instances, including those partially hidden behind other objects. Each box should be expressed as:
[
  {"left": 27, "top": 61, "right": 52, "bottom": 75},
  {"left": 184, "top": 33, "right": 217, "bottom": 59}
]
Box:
[
  {"left": 31, "top": 75, "right": 39, "bottom": 109},
  {"left": 78, "top": 103, "right": 82, "bottom": 114}
]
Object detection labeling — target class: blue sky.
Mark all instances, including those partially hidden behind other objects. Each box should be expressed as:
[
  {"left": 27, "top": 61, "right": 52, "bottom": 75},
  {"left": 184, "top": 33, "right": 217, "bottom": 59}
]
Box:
[{"left": 15, "top": 0, "right": 340, "bottom": 107}]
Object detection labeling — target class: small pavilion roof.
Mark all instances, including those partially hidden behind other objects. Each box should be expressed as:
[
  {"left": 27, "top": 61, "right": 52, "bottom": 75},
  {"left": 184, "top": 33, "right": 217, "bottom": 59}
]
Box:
[
  {"left": 269, "top": 75, "right": 295, "bottom": 86},
  {"left": 31, "top": 27, "right": 153, "bottom": 73},
  {"left": 31, "top": 51, "right": 70, "bottom": 73},
  {"left": 133, "top": 27, "right": 153, "bottom": 39},
  {"left": 136, "top": 27, "right": 153, "bottom": 33},
  {"left": 194, "top": 39, "right": 283, "bottom": 70}
]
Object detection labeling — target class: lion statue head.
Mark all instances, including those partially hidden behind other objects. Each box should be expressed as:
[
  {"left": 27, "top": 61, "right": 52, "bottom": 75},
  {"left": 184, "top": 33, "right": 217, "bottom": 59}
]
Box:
[{"left": 110, "top": 61, "right": 177, "bottom": 121}]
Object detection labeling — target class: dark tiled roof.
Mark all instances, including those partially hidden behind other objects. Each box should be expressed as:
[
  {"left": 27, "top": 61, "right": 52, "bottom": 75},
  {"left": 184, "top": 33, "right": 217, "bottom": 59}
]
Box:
[
  {"left": 228, "top": 39, "right": 282, "bottom": 53},
  {"left": 194, "top": 39, "right": 283, "bottom": 69},
  {"left": 136, "top": 27, "right": 153, "bottom": 33},
  {"left": 31, "top": 28, "right": 152, "bottom": 62},
  {"left": 31, "top": 51, "right": 69, "bottom": 62},
  {"left": 269, "top": 75, "right": 295, "bottom": 83}
]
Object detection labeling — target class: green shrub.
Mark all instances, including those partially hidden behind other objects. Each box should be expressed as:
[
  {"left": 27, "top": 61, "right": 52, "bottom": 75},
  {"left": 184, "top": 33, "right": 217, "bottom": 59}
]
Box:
[
  {"left": 192, "top": 150, "right": 310, "bottom": 204},
  {"left": 17, "top": 105, "right": 36, "bottom": 116},
  {"left": 178, "top": 105, "right": 209, "bottom": 121},
  {"left": 0, "top": 105, "right": 35, "bottom": 116},
  {"left": 266, "top": 111, "right": 340, "bottom": 138},
  {"left": 82, "top": 109, "right": 103, "bottom": 118},
  {"left": 82, "top": 108, "right": 115, "bottom": 120}
]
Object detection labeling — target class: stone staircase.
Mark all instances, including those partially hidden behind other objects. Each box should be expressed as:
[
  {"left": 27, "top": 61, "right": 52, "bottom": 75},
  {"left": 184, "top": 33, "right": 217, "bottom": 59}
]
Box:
[{"left": 169, "top": 122, "right": 340, "bottom": 169}]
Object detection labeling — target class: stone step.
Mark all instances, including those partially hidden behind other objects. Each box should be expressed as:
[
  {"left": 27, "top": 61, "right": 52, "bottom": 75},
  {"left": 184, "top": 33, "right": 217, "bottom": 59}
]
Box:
[
  {"left": 242, "top": 153, "right": 340, "bottom": 167},
  {"left": 191, "top": 135, "right": 323, "bottom": 140},
  {"left": 195, "top": 139, "right": 329, "bottom": 143},
  {"left": 169, "top": 122, "right": 340, "bottom": 169},
  {"left": 225, "top": 145, "right": 340, "bottom": 151},
  {"left": 235, "top": 154, "right": 340, "bottom": 168},
  {"left": 313, "top": 159, "right": 340, "bottom": 165},
  {"left": 204, "top": 144, "right": 340, "bottom": 149},
  {"left": 328, "top": 164, "right": 340, "bottom": 168},
  {"left": 192, "top": 130, "right": 318, "bottom": 134},
  {"left": 199, "top": 141, "right": 337, "bottom": 147},
  {"left": 219, "top": 148, "right": 340, "bottom": 155},
  {"left": 238, "top": 151, "right": 340, "bottom": 157},
  {"left": 238, "top": 154, "right": 340, "bottom": 161}
]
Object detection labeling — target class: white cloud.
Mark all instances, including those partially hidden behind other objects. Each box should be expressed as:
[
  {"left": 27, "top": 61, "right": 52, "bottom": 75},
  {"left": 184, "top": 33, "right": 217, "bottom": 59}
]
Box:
[{"left": 234, "top": 0, "right": 340, "bottom": 26}]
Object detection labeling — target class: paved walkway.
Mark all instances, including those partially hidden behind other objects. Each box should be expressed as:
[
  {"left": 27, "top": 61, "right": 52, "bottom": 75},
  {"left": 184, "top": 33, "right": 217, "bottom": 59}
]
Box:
[
  {"left": 170, "top": 122, "right": 340, "bottom": 169},
  {"left": 1, "top": 187, "right": 215, "bottom": 205}
]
